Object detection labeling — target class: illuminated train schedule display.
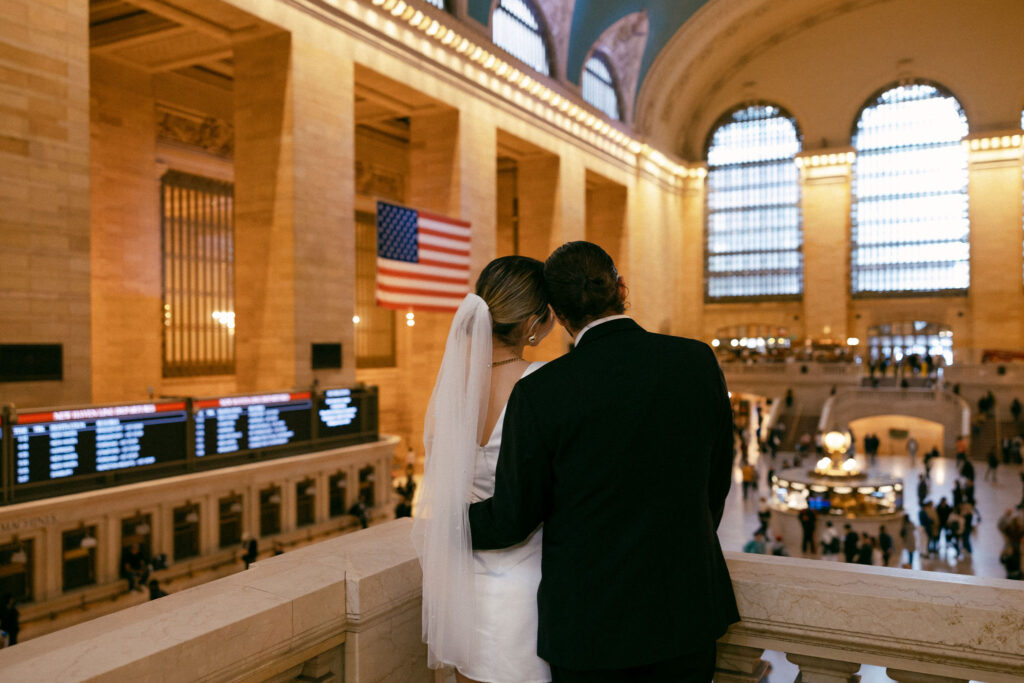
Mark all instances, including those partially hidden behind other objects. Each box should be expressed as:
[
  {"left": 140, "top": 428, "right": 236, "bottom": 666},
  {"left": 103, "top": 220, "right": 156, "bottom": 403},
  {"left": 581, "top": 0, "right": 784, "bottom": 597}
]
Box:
[
  {"left": 194, "top": 392, "right": 313, "bottom": 457},
  {"left": 12, "top": 402, "right": 189, "bottom": 485}
]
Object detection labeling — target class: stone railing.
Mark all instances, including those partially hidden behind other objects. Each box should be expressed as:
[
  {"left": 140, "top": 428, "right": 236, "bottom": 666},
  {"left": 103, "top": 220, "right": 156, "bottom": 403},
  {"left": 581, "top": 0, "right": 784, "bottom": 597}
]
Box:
[{"left": 2, "top": 519, "right": 1023, "bottom": 682}]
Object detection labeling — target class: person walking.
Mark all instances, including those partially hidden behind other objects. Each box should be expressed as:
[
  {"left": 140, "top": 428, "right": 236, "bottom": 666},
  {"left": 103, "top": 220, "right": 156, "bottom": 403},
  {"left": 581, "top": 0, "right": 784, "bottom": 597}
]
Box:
[
  {"left": 906, "top": 435, "right": 919, "bottom": 465},
  {"left": 900, "top": 514, "right": 917, "bottom": 567},
  {"left": 878, "top": 526, "right": 893, "bottom": 566},
  {"left": 986, "top": 448, "right": 999, "bottom": 482},
  {"left": 798, "top": 508, "right": 816, "bottom": 554},
  {"left": 843, "top": 524, "right": 860, "bottom": 563}
]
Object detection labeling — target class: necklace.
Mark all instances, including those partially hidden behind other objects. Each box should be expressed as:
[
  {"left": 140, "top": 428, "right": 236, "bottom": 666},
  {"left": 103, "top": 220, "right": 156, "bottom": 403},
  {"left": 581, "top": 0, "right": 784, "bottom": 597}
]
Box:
[{"left": 490, "top": 357, "right": 524, "bottom": 367}]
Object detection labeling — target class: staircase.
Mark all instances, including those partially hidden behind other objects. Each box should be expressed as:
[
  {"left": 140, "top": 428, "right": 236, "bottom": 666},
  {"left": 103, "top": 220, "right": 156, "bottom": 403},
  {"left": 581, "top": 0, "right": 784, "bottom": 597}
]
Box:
[{"left": 969, "top": 418, "right": 997, "bottom": 461}]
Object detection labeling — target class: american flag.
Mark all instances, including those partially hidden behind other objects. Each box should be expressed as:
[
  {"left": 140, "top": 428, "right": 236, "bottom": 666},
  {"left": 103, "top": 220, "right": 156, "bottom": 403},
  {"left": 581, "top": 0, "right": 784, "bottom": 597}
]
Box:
[{"left": 375, "top": 201, "right": 471, "bottom": 312}]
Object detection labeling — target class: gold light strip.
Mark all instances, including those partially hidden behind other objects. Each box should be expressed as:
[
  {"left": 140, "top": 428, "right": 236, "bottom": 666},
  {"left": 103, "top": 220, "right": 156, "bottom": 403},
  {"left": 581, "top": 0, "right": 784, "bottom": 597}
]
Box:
[
  {"left": 367, "top": 0, "right": 692, "bottom": 181},
  {"left": 794, "top": 151, "right": 856, "bottom": 168}
]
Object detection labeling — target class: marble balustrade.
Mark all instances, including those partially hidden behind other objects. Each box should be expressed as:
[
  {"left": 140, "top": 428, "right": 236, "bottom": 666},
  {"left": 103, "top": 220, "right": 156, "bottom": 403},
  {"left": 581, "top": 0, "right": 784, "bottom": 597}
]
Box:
[
  {"left": 0, "top": 518, "right": 1022, "bottom": 682},
  {"left": 0, "top": 436, "right": 398, "bottom": 639}
]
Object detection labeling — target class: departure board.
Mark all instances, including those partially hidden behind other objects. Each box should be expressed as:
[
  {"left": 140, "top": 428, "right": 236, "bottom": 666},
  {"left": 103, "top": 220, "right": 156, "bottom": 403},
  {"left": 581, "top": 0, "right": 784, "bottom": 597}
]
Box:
[
  {"left": 317, "top": 388, "right": 363, "bottom": 439},
  {"left": 12, "top": 402, "right": 189, "bottom": 485},
  {"left": 194, "top": 392, "right": 312, "bottom": 457}
]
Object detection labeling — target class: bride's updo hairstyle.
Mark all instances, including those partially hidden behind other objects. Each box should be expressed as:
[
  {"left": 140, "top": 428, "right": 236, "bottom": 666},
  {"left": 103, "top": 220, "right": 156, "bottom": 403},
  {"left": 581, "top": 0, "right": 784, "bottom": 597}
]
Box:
[
  {"left": 475, "top": 255, "right": 550, "bottom": 346},
  {"left": 543, "top": 241, "right": 625, "bottom": 332}
]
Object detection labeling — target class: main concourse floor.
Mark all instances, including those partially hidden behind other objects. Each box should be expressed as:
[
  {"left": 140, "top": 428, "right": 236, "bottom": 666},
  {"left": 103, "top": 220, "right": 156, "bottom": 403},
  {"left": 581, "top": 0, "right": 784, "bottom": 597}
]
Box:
[{"left": 719, "top": 447, "right": 1022, "bottom": 682}]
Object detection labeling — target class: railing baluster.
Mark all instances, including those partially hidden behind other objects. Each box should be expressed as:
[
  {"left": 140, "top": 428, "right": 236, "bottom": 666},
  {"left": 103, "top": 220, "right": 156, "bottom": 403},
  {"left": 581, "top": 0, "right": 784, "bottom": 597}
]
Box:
[
  {"left": 715, "top": 643, "right": 770, "bottom": 682},
  {"left": 786, "top": 653, "right": 861, "bottom": 683}
]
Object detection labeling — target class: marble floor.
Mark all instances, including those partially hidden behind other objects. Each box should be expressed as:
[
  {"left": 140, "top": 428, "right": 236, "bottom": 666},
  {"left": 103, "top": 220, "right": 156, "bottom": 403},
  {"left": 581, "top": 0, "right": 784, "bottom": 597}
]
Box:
[{"left": 719, "top": 447, "right": 1023, "bottom": 682}]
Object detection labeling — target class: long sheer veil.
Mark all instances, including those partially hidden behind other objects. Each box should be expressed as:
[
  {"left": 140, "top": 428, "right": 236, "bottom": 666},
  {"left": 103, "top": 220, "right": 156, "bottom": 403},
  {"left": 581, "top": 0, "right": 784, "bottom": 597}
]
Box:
[{"left": 412, "top": 293, "right": 492, "bottom": 670}]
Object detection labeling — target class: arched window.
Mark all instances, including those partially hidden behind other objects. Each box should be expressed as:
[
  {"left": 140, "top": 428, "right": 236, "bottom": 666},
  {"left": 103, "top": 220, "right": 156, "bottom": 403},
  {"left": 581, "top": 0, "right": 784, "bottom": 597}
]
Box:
[
  {"left": 705, "top": 104, "right": 803, "bottom": 300},
  {"left": 851, "top": 81, "right": 969, "bottom": 295},
  {"left": 492, "top": 0, "right": 551, "bottom": 76},
  {"left": 581, "top": 53, "right": 620, "bottom": 120}
]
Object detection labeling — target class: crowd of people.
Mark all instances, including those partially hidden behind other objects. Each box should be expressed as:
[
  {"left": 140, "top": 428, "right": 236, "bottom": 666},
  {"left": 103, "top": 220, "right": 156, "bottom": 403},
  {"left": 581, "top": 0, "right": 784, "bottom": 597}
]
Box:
[{"left": 741, "top": 416, "right": 1024, "bottom": 579}]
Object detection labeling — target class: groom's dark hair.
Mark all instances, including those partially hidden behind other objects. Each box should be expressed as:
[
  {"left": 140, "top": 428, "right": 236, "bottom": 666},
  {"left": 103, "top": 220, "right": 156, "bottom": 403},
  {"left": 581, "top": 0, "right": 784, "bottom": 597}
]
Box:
[{"left": 544, "top": 241, "right": 625, "bottom": 332}]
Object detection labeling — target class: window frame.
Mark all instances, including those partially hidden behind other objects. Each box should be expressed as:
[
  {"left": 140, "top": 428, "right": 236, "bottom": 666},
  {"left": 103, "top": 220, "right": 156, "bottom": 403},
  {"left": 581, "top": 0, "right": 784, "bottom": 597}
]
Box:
[
  {"left": 160, "top": 170, "right": 236, "bottom": 377},
  {"left": 581, "top": 51, "right": 621, "bottom": 121},
  {"left": 491, "top": 0, "right": 554, "bottom": 77},
  {"left": 849, "top": 79, "right": 970, "bottom": 299},
  {"left": 702, "top": 101, "right": 805, "bottom": 303}
]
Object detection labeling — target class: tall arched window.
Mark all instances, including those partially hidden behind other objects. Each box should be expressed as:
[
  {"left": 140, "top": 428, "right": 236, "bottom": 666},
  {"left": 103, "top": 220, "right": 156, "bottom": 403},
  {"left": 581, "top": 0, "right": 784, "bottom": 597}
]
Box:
[
  {"left": 492, "top": 0, "right": 551, "bottom": 76},
  {"left": 851, "top": 81, "right": 969, "bottom": 295},
  {"left": 581, "top": 53, "right": 620, "bottom": 120},
  {"left": 705, "top": 103, "right": 803, "bottom": 300}
]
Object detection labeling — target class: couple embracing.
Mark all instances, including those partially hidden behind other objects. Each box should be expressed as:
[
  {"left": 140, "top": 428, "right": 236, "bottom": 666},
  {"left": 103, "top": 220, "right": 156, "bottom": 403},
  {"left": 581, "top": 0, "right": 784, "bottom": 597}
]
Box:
[{"left": 412, "top": 242, "right": 739, "bottom": 683}]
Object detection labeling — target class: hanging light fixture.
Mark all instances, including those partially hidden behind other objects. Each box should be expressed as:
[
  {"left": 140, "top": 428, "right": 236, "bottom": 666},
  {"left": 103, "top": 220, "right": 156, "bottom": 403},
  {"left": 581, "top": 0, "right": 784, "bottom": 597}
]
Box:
[
  {"left": 229, "top": 501, "right": 242, "bottom": 513},
  {"left": 11, "top": 548, "right": 28, "bottom": 564},
  {"left": 305, "top": 484, "right": 317, "bottom": 497},
  {"left": 80, "top": 534, "right": 98, "bottom": 549}
]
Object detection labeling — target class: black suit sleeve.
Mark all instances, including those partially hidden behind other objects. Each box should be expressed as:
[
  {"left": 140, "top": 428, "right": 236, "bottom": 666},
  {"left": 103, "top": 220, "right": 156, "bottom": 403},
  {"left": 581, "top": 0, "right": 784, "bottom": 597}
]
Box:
[
  {"left": 706, "top": 345, "right": 734, "bottom": 529},
  {"left": 468, "top": 382, "right": 550, "bottom": 550}
]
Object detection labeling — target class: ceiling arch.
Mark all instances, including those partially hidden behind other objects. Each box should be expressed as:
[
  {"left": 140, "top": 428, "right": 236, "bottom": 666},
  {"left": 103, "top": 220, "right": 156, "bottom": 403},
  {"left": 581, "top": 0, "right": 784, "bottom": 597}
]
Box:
[{"left": 566, "top": 0, "right": 710, "bottom": 88}]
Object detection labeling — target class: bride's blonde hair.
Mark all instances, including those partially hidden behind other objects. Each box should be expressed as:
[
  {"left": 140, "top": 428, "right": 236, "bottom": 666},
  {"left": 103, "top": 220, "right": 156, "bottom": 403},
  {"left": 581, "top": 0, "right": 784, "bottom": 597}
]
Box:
[{"left": 476, "top": 255, "right": 550, "bottom": 346}]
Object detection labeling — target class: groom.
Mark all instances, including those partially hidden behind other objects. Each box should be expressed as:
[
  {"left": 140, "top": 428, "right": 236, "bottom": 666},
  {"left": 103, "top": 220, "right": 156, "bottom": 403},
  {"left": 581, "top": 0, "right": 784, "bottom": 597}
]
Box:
[{"left": 468, "top": 241, "right": 739, "bottom": 682}]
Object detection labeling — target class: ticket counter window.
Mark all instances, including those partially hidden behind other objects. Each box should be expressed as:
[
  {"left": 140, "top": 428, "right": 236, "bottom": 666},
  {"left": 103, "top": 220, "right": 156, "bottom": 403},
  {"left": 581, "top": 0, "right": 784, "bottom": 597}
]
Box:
[
  {"left": 62, "top": 527, "right": 98, "bottom": 592},
  {"left": 358, "top": 466, "right": 375, "bottom": 507},
  {"left": 173, "top": 505, "right": 200, "bottom": 561},
  {"left": 260, "top": 487, "right": 282, "bottom": 536},
  {"left": 329, "top": 472, "right": 347, "bottom": 518},
  {"left": 296, "top": 480, "right": 316, "bottom": 527},
  {"left": 0, "top": 539, "right": 34, "bottom": 603},
  {"left": 121, "top": 513, "right": 152, "bottom": 559},
  {"left": 219, "top": 495, "right": 243, "bottom": 549}
]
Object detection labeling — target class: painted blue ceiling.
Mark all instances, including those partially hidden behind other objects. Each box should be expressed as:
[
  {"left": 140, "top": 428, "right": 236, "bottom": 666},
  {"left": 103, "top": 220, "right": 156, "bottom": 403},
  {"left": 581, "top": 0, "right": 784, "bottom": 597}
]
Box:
[
  {"left": 467, "top": 0, "right": 711, "bottom": 87},
  {"left": 567, "top": 0, "right": 709, "bottom": 87}
]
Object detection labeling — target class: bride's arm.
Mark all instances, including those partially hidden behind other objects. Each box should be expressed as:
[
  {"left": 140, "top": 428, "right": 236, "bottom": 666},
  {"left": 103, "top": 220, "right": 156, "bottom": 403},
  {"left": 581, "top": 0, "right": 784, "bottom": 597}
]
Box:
[{"left": 468, "top": 383, "right": 550, "bottom": 550}]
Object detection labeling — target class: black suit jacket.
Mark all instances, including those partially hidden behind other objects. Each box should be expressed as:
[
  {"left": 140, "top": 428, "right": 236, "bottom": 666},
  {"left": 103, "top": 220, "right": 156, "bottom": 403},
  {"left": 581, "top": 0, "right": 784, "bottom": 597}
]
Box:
[{"left": 468, "top": 319, "right": 740, "bottom": 670}]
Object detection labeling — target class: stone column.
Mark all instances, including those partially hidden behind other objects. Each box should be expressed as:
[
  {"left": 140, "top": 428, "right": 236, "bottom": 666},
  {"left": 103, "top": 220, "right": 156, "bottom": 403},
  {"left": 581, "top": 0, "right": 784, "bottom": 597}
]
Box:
[
  {"left": 715, "top": 642, "right": 770, "bottom": 682},
  {"left": 233, "top": 32, "right": 297, "bottom": 392},
  {"left": 965, "top": 136, "right": 1024, "bottom": 362},
  {"left": 290, "top": 38, "right": 357, "bottom": 389},
  {"left": 516, "top": 154, "right": 560, "bottom": 261},
  {"left": 786, "top": 653, "right": 861, "bottom": 683},
  {"left": 676, "top": 169, "right": 705, "bottom": 338},
  {"left": 89, "top": 57, "right": 161, "bottom": 403},
  {"left": 0, "top": 0, "right": 91, "bottom": 407},
  {"left": 798, "top": 151, "right": 854, "bottom": 346}
]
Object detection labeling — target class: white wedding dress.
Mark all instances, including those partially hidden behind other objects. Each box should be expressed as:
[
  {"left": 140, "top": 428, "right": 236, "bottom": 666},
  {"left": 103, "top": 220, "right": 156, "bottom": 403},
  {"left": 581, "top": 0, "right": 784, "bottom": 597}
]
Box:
[{"left": 459, "top": 360, "right": 550, "bottom": 683}]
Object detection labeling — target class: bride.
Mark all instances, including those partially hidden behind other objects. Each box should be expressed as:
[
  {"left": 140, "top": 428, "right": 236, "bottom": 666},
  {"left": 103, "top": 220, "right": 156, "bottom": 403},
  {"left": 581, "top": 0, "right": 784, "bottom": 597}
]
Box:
[{"left": 413, "top": 255, "right": 556, "bottom": 683}]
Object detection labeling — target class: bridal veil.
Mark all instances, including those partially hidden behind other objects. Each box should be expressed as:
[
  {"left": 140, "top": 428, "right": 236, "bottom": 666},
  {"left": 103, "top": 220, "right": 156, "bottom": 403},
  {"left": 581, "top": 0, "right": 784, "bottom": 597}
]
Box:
[{"left": 412, "top": 293, "right": 492, "bottom": 670}]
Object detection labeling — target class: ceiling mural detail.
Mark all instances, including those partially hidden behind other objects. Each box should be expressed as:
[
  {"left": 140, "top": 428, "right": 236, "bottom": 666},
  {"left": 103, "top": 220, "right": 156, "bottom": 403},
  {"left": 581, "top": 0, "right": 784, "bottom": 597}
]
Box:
[
  {"left": 589, "top": 11, "right": 649, "bottom": 123},
  {"left": 466, "top": 0, "right": 713, "bottom": 101}
]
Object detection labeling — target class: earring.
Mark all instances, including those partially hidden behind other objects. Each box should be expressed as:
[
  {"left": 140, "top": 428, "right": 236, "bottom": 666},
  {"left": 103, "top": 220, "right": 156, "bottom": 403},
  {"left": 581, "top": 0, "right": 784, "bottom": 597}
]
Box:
[{"left": 528, "top": 334, "right": 537, "bottom": 345}]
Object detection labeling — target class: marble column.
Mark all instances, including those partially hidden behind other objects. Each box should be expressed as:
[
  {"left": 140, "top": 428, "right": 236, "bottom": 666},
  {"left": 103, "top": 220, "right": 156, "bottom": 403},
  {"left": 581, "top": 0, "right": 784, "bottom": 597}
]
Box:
[
  {"left": 798, "top": 151, "right": 854, "bottom": 346},
  {"left": 965, "top": 138, "right": 1024, "bottom": 362}
]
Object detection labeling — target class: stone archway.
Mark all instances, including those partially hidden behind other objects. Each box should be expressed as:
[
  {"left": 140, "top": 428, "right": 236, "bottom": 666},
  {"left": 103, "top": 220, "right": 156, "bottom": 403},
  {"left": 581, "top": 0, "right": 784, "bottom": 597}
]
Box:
[{"left": 822, "top": 389, "right": 970, "bottom": 457}]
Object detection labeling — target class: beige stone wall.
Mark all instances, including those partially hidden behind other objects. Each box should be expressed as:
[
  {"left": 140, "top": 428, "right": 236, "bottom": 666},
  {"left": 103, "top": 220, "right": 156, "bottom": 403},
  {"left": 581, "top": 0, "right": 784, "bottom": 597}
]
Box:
[
  {"left": 89, "top": 57, "right": 161, "bottom": 404},
  {"left": 0, "top": 0, "right": 91, "bottom": 407}
]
